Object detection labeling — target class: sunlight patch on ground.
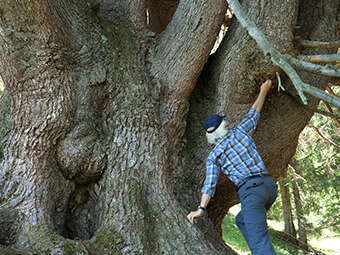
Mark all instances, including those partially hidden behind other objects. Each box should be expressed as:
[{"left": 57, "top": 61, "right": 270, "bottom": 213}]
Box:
[
  {"left": 310, "top": 233, "right": 340, "bottom": 255},
  {"left": 229, "top": 204, "right": 241, "bottom": 215},
  {"left": 228, "top": 247, "right": 251, "bottom": 255}
]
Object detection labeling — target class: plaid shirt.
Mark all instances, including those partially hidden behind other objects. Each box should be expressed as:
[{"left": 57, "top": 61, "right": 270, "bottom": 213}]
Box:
[{"left": 201, "top": 108, "right": 268, "bottom": 197}]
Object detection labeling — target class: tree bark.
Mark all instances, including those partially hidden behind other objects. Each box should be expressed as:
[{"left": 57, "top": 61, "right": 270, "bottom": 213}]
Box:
[
  {"left": 0, "top": 0, "right": 339, "bottom": 254},
  {"left": 279, "top": 178, "right": 296, "bottom": 236},
  {"left": 179, "top": 0, "right": 339, "bottom": 233},
  {"left": 278, "top": 177, "right": 298, "bottom": 245},
  {"left": 290, "top": 160, "right": 309, "bottom": 252},
  {"left": 292, "top": 181, "right": 308, "bottom": 252},
  {"left": 0, "top": 0, "right": 232, "bottom": 254},
  {"left": 0, "top": 90, "right": 10, "bottom": 161}
]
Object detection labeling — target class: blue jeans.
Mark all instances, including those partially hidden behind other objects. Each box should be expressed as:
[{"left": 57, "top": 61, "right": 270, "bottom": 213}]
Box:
[{"left": 236, "top": 175, "right": 278, "bottom": 255}]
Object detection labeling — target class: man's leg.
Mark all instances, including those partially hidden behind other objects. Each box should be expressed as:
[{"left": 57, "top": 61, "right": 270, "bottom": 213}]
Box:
[
  {"left": 235, "top": 211, "right": 250, "bottom": 246},
  {"left": 241, "top": 193, "right": 276, "bottom": 255},
  {"left": 264, "top": 176, "right": 278, "bottom": 211}
]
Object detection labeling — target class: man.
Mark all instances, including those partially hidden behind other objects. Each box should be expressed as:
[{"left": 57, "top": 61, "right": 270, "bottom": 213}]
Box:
[{"left": 187, "top": 80, "right": 277, "bottom": 255}]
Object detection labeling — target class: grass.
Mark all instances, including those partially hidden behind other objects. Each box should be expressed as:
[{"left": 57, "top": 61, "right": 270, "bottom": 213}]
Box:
[
  {"left": 222, "top": 213, "right": 300, "bottom": 255},
  {"left": 221, "top": 205, "right": 335, "bottom": 255},
  {"left": 309, "top": 232, "right": 340, "bottom": 255}
]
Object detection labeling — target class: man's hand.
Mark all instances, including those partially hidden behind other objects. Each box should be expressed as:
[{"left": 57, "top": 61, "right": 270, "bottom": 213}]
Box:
[
  {"left": 260, "top": 79, "right": 272, "bottom": 93},
  {"left": 252, "top": 79, "right": 272, "bottom": 112},
  {"left": 187, "top": 209, "right": 204, "bottom": 224}
]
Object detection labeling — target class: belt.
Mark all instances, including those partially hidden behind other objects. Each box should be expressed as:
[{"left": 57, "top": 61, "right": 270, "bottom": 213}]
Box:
[{"left": 236, "top": 173, "right": 271, "bottom": 191}]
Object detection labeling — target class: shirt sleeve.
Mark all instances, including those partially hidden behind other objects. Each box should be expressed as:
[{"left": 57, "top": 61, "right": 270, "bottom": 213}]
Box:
[
  {"left": 201, "top": 157, "right": 220, "bottom": 197},
  {"left": 236, "top": 108, "right": 260, "bottom": 136}
]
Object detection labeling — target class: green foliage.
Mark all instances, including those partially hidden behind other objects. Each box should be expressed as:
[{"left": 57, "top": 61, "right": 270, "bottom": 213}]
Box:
[
  {"left": 293, "top": 92, "right": 339, "bottom": 235},
  {"left": 268, "top": 87, "right": 340, "bottom": 236}
]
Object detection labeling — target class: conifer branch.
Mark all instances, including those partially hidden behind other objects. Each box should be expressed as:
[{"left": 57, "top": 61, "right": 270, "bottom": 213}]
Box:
[
  {"left": 228, "top": 0, "right": 340, "bottom": 108},
  {"left": 284, "top": 55, "right": 340, "bottom": 78},
  {"left": 284, "top": 90, "right": 340, "bottom": 120},
  {"left": 325, "top": 85, "right": 339, "bottom": 96},
  {"left": 321, "top": 101, "right": 340, "bottom": 126},
  {"left": 308, "top": 125, "right": 340, "bottom": 149},
  {"left": 299, "top": 54, "right": 340, "bottom": 64}
]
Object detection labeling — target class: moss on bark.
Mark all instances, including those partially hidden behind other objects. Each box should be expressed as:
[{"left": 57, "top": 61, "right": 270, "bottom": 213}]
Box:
[{"left": 0, "top": 246, "right": 30, "bottom": 255}]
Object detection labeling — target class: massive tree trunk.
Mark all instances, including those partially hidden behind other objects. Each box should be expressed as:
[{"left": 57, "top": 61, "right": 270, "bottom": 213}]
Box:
[{"left": 0, "top": 0, "right": 338, "bottom": 254}]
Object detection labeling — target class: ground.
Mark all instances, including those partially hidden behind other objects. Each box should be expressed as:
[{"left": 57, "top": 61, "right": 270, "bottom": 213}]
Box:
[{"left": 223, "top": 205, "right": 340, "bottom": 255}]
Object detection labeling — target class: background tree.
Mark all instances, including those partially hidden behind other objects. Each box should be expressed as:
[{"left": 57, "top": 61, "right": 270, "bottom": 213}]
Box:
[
  {"left": 0, "top": 0, "right": 339, "bottom": 254},
  {"left": 291, "top": 168, "right": 308, "bottom": 253},
  {"left": 293, "top": 102, "right": 339, "bottom": 236},
  {"left": 278, "top": 176, "right": 297, "bottom": 244}
]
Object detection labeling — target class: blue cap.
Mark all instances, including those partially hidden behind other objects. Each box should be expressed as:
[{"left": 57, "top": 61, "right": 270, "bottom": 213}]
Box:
[{"left": 204, "top": 114, "right": 226, "bottom": 133}]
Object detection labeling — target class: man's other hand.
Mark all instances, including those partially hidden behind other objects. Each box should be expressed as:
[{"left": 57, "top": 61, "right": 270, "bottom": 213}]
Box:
[{"left": 187, "top": 209, "right": 204, "bottom": 224}]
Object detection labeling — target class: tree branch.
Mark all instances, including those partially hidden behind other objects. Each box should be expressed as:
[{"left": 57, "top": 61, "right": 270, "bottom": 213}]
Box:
[
  {"left": 228, "top": 0, "right": 340, "bottom": 108},
  {"left": 321, "top": 101, "right": 340, "bottom": 126},
  {"left": 270, "top": 50, "right": 308, "bottom": 104},
  {"left": 284, "top": 91, "right": 340, "bottom": 120},
  {"left": 298, "top": 40, "right": 340, "bottom": 49},
  {"left": 150, "top": 0, "right": 227, "bottom": 98},
  {"left": 288, "top": 162, "right": 317, "bottom": 193},
  {"left": 322, "top": 86, "right": 340, "bottom": 125},
  {"left": 284, "top": 55, "right": 340, "bottom": 78},
  {"left": 300, "top": 82, "right": 340, "bottom": 108},
  {"left": 308, "top": 125, "right": 340, "bottom": 149},
  {"left": 299, "top": 54, "right": 340, "bottom": 64},
  {"left": 227, "top": 0, "right": 272, "bottom": 55},
  {"left": 269, "top": 229, "right": 321, "bottom": 254},
  {"left": 325, "top": 85, "right": 339, "bottom": 96}
]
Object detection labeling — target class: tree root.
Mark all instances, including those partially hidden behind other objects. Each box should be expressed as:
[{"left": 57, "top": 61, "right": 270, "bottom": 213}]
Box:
[
  {"left": 0, "top": 245, "right": 30, "bottom": 255},
  {"left": 27, "top": 224, "right": 89, "bottom": 255}
]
